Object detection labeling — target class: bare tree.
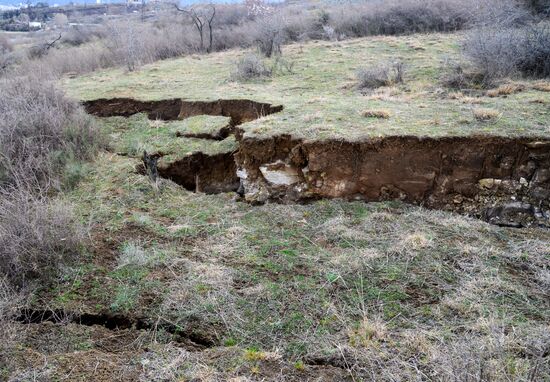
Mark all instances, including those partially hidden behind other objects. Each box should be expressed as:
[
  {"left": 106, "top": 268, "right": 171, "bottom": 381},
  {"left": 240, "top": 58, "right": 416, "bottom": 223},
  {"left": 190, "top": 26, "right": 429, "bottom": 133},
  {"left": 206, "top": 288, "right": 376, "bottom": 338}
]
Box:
[
  {"left": 256, "top": 15, "right": 284, "bottom": 58},
  {"left": 206, "top": 5, "right": 216, "bottom": 53},
  {"left": 29, "top": 33, "right": 62, "bottom": 59},
  {"left": 174, "top": 3, "right": 216, "bottom": 53},
  {"left": 107, "top": 21, "right": 143, "bottom": 72}
]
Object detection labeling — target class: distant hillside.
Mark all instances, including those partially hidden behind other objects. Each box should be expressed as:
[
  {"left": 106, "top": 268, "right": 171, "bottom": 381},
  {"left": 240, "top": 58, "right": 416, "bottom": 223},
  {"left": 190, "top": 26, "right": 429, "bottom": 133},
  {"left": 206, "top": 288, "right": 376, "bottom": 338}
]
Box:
[{"left": 0, "top": 0, "right": 241, "bottom": 7}]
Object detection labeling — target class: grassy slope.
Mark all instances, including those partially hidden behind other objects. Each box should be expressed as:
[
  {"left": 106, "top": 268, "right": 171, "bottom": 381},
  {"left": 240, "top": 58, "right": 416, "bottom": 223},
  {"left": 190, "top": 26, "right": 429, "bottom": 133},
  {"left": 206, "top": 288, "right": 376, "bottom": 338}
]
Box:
[
  {"left": 65, "top": 33, "right": 550, "bottom": 140},
  {"left": 24, "top": 153, "right": 548, "bottom": 380},
  {"left": 8, "top": 33, "right": 550, "bottom": 381}
]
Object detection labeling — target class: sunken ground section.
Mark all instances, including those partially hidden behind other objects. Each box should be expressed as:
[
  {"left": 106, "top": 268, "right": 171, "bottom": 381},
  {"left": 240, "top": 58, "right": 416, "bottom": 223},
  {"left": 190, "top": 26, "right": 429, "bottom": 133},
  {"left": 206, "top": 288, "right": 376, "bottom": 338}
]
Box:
[
  {"left": 83, "top": 97, "right": 550, "bottom": 228},
  {"left": 72, "top": 33, "right": 550, "bottom": 227}
]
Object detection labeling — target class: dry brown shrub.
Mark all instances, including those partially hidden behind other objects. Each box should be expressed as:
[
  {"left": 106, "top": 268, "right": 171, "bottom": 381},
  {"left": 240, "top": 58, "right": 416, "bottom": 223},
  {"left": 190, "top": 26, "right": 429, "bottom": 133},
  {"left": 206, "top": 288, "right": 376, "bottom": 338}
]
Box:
[
  {"left": 486, "top": 83, "right": 524, "bottom": 97},
  {"left": 464, "top": 23, "right": 550, "bottom": 83},
  {"left": 356, "top": 61, "right": 405, "bottom": 90},
  {"left": 362, "top": 109, "right": 391, "bottom": 119},
  {"left": 0, "top": 188, "right": 85, "bottom": 288},
  {"left": 0, "top": 75, "right": 102, "bottom": 190},
  {"left": 473, "top": 108, "right": 501, "bottom": 121},
  {"left": 532, "top": 81, "right": 550, "bottom": 91}
]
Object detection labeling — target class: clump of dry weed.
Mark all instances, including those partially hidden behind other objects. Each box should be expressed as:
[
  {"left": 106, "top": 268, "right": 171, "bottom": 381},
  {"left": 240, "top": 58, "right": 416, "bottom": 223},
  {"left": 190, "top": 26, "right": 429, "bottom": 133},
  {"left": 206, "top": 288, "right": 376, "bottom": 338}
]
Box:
[
  {"left": 473, "top": 108, "right": 501, "bottom": 121},
  {"left": 362, "top": 109, "right": 391, "bottom": 119}
]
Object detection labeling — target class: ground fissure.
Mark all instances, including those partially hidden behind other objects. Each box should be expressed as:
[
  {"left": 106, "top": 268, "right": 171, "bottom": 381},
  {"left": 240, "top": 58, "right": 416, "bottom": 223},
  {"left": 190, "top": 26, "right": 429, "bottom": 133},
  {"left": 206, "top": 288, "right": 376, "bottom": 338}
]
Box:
[
  {"left": 83, "top": 98, "right": 550, "bottom": 227},
  {"left": 16, "top": 308, "right": 216, "bottom": 350}
]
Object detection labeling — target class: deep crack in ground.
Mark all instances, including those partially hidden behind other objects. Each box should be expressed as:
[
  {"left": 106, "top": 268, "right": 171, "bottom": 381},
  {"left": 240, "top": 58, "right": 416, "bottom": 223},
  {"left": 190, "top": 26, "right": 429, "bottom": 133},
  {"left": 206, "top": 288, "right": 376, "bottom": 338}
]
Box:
[
  {"left": 16, "top": 308, "right": 216, "bottom": 350},
  {"left": 83, "top": 98, "right": 550, "bottom": 228}
]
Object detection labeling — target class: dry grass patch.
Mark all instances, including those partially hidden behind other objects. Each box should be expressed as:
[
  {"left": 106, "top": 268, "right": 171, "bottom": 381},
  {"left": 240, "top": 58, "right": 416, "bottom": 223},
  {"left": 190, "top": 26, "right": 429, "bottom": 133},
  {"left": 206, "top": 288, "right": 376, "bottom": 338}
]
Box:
[
  {"left": 448, "top": 92, "right": 483, "bottom": 104},
  {"left": 362, "top": 109, "right": 391, "bottom": 119},
  {"left": 486, "top": 83, "right": 524, "bottom": 97},
  {"left": 473, "top": 108, "right": 501, "bottom": 121},
  {"left": 532, "top": 81, "right": 550, "bottom": 92},
  {"left": 348, "top": 316, "right": 388, "bottom": 347},
  {"left": 364, "top": 88, "right": 406, "bottom": 102},
  {"left": 460, "top": 96, "right": 483, "bottom": 104}
]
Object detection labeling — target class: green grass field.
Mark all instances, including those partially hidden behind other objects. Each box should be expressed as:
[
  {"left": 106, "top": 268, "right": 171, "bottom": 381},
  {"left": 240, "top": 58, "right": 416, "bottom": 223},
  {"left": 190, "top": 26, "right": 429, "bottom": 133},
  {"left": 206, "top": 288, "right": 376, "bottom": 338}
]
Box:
[
  {"left": 6, "top": 32, "right": 549, "bottom": 381},
  {"left": 65, "top": 33, "right": 550, "bottom": 140}
]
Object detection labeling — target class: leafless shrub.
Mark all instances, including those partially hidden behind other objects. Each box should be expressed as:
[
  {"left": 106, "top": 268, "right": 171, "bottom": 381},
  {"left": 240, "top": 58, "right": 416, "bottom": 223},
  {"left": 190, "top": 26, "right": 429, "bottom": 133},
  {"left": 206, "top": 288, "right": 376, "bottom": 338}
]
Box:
[
  {"left": 40, "top": 43, "right": 114, "bottom": 76},
  {"left": 106, "top": 20, "right": 146, "bottom": 72},
  {"left": 463, "top": 23, "right": 550, "bottom": 84},
  {"left": 471, "top": 0, "right": 533, "bottom": 28},
  {"left": 463, "top": 27, "right": 523, "bottom": 83},
  {"left": 61, "top": 25, "right": 107, "bottom": 47},
  {"left": 0, "top": 188, "right": 85, "bottom": 288},
  {"left": 0, "top": 35, "right": 13, "bottom": 54},
  {"left": 255, "top": 15, "right": 285, "bottom": 58},
  {"left": 102, "top": 20, "right": 202, "bottom": 72},
  {"left": 518, "top": 23, "right": 550, "bottom": 78},
  {"left": 0, "top": 75, "right": 102, "bottom": 190},
  {"left": 330, "top": 0, "right": 470, "bottom": 39},
  {"left": 356, "top": 61, "right": 405, "bottom": 90},
  {"left": 230, "top": 53, "right": 272, "bottom": 81},
  {"left": 440, "top": 60, "right": 486, "bottom": 89}
]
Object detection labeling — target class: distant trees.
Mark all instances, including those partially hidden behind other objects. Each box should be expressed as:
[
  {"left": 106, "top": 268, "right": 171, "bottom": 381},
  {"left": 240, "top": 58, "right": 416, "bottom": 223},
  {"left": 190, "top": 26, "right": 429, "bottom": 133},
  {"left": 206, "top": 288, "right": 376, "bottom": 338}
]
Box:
[{"left": 245, "top": 0, "right": 272, "bottom": 17}]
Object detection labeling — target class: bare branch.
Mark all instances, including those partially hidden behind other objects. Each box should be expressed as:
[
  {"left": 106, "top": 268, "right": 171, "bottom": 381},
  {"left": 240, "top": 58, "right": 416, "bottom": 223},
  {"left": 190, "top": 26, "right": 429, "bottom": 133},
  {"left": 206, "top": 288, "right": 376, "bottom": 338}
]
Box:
[{"left": 44, "top": 33, "right": 62, "bottom": 51}]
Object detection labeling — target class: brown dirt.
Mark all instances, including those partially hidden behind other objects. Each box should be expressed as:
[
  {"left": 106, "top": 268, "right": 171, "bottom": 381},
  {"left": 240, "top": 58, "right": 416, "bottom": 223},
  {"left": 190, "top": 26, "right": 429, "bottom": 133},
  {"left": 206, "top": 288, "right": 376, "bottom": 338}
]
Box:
[
  {"left": 82, "top": 97, "right": 284, "bottom": 125},
  {"left": 236, "top": 135, "right": 550, "bottom": 226},
  {"left": 138, "top": 151, "right": 240, "bottom": 194}
]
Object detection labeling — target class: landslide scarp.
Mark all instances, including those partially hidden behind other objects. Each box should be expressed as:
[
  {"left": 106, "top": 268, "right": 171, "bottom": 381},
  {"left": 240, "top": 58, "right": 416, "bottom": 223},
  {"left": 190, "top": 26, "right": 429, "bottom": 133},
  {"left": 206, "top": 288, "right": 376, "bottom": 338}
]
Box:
[{"left": 84, "top": 97, "right": 550, "bottom": 227}]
